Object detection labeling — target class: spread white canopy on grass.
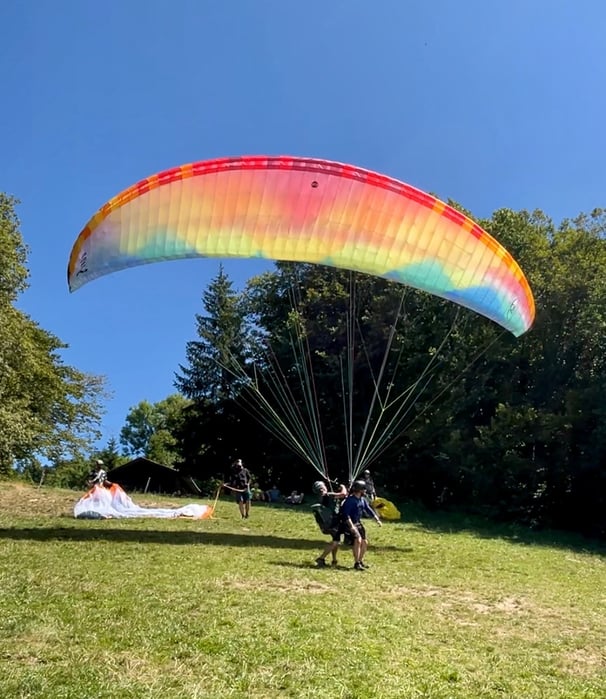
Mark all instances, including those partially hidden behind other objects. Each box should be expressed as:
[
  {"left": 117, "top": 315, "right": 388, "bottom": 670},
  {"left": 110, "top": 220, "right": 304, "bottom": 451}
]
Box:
[{"left": 74, "top": 483, "right": 212, "bottom": 520}]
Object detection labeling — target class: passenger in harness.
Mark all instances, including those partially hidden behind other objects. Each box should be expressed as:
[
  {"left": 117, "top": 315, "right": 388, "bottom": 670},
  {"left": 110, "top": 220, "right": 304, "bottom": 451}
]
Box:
[{"left": 312, "top": 479, "right": 348, "bottom": 568}]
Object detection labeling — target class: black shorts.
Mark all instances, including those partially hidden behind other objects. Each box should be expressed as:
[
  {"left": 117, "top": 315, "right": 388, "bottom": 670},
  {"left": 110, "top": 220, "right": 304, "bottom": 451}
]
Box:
[
  {"left": 341, "top": 522, "right": 366, "bottom": 546},
  {"left": 328, "top": 528, "right": 342, "bottom": 543}
]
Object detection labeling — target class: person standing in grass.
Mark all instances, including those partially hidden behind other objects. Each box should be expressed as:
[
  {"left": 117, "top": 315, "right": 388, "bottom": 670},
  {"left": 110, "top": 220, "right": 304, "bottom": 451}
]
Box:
[
  {"left": 340, "top": 480, "right": 382, "bottom": 570},
  {"left": 223, "top": 458, "right": 252, "bottom": 519},
  {"left": 313, "top": 480, "right": 348, "bottom": 568},
  {"left": 362, "top": 469, "right": 376, "bottom": 502}
]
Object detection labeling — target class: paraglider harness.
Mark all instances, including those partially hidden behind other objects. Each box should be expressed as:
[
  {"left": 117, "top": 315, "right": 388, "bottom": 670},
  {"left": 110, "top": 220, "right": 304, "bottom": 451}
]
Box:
[
  {"left": 311, "top": 479, "right": 344, "bottom": 536},
  {"left": 89, "top": 468, "right": 108, "bottom": 486},
  {"left": 311, "top": 502, "right": 340, "bottom": 536}
]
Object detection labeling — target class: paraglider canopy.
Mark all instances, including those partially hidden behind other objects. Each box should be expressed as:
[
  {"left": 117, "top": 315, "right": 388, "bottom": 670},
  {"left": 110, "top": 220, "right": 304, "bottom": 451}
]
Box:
[{"left": 68, "top": 155, "right": 535, "bottom": 337}]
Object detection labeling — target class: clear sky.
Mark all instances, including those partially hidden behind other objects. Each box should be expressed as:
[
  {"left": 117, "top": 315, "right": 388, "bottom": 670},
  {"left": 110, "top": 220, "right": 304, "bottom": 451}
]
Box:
[{"left": 1, "top": 1, "right": 605, "bottom": 445}]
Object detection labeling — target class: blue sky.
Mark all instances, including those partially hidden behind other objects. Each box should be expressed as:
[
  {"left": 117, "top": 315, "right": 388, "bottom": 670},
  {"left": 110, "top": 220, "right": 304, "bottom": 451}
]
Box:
[{"left": 1, "top": 1, "right": 605, "bottom": 446}]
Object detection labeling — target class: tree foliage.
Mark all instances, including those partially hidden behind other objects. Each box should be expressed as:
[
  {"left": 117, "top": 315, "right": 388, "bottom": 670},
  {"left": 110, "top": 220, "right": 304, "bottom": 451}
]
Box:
[
  {"left": 120, "top": 394, "right": 191, "bottom": 466},
  {"left": 0, "top": 194, "right": 108, "bottom": 475},
  {"left": 0, "top": 194, "right": 28, "bottom": 304}
]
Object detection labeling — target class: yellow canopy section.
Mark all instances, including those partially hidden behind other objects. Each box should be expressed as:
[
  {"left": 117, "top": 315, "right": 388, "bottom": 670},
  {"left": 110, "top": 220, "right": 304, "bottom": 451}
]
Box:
[{"left": 372, "top": 496, "right": 401, "bottom": 521}]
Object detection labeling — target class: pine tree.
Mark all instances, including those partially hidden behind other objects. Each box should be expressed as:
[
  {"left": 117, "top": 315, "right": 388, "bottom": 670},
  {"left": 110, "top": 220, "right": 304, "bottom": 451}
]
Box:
[{"left": 175, "top": 265, "right": 250, "bottom": 404}]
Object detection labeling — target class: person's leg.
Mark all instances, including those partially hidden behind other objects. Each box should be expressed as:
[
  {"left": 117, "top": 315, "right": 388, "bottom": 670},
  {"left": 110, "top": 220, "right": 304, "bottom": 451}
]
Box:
[
  {"left": 331, "top": 541, "right": 339, "bottom": 565},
  {"left": 359, "top": 538, "right": 368, "bottom": 562},
  {"left": 352, "top": 525, "right": 369, "bottom": 569},
  {"left": 352, "top": 536, "right": 362, "bottom": 565},
  {"left": 357, "top": 525, "right": 370, "bottom": 567},
  {"left": 316, "top": 540, "right": 337, "bottom": 566},
  {"left": 244, "top": 492, "right": 251, "bottom": 517}
]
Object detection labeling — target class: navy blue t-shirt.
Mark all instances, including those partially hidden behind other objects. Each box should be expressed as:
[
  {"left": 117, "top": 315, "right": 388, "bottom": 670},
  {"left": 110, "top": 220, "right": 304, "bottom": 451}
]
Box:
[{"left": 340, "top": 495, "right": 374, "bottom": 524}]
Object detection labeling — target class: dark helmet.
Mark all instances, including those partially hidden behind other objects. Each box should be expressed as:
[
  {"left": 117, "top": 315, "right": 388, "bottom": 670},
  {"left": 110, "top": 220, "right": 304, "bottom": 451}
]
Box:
[
  {"left": 312, "top": 480, "right": 326, "bottom": 494},
  {"left": 351, "top": 480, "right": 367, "bottom": 492}
]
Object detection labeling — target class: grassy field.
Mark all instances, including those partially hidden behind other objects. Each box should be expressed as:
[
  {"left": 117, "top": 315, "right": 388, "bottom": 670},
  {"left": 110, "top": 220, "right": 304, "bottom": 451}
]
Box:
[{"left": 0, "top": 482, "right": 604, "bottom": 699}]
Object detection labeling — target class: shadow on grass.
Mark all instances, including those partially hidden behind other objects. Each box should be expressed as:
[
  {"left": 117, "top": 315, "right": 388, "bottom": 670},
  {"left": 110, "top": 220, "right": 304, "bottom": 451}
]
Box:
[
  {"left": 271, "top": 551, "right": 414, "bottom": 572},
  {"left": 400, "top": 504, "right": 606, "bottom": 556},
  {"left": 227, "top": 498, "right": 606, "bottom": 554},
  {"left": 0, "top": 526, "right": 411, "bottom": 554}
]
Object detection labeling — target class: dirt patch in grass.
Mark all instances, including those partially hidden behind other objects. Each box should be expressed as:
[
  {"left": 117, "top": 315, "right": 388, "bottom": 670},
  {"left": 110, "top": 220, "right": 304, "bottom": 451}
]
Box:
[
  {"left": 230, "top": 579, "right": 332, "bottom": 595},
  {"left": 385, "top": 584, "right": 529, "bottom": 611},
  {"left": 0, "top": 482, "right": 76, "bottom": 518},
  {"left": 383, "top": 584, "right": 542, "bottom": 628},
  {"left": 560, "top": 648, "right": 606, "bottom": 677},
  {"left": 471, "top": 596, "right": 526, "bottom": 614}
]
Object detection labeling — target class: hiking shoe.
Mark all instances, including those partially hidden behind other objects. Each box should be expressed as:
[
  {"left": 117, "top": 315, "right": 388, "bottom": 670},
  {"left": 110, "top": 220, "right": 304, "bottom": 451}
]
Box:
[
  {"left": 315, "top": 558, "right": 327, "bottom": 568},
  {"left": 353, "top": 561, "right": 365, "bottom": 571},
  {"left": 331, "top": 560, "right": 338, "bottom": 567},
  {"left": 360, "top": 561, "right": 370, "bottom": 569}
]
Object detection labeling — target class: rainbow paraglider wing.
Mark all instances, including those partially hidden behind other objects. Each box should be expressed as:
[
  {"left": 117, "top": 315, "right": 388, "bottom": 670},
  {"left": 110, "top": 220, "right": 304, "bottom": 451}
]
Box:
[{"left": 67, "top": 156, "right": 535, "bottom": 336}]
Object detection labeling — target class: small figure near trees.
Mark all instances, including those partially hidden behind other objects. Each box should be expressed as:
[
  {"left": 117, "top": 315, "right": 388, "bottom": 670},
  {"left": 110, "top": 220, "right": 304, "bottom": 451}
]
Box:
[{"left": 87, "top": 459, "right": 113, "bottom": 488}]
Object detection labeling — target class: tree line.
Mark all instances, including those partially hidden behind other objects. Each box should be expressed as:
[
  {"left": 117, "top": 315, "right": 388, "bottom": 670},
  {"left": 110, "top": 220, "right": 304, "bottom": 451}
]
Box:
[{"left": 2, "top": 192, "right": 605, "bottom": 537}]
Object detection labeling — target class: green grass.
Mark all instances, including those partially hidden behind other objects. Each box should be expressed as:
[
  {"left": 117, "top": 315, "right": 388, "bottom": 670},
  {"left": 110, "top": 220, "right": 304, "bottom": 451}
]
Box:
[{"left": 0, "top": 482, "right": 605, "bottom": 698}]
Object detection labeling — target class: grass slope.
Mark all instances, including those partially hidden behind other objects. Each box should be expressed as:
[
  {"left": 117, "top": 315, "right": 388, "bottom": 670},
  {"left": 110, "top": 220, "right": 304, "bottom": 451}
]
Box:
[{"left": 0, "top": 482, "right": 604, "bottom": 699}]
